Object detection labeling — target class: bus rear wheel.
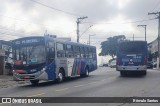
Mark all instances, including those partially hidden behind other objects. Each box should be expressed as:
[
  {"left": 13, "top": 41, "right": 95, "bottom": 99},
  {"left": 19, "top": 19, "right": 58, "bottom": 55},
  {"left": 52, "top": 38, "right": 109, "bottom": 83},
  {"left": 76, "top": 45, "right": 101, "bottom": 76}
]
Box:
[
  {"left": 142, "top": 71, "right": 147, "bottom": 76},
  {"left": 120, "top": 71, "right": 126, "bottom": 77},
  {"left": 80, "top": 67, "right": 89, "bottom": 77},
  {"left": 30, "top": 80, "right": 39, "bottom": 85}
]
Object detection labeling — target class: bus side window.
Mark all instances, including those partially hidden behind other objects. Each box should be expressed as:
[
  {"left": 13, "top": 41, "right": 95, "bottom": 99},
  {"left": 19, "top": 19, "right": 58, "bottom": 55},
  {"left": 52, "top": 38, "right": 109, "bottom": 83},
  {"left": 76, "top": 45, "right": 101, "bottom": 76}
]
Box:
[
  {"left": 66, "top": 44, "right": 74, "bottom": 58},
  {"left": 89, "top": 47, "right": 93, "bottom": 58},
  {"left": 92, "top": 48, "right": 96, "bottom": 58},
  {"left": 74, "top": 46, "right": 80, "bottom": 58},
  {"left": 80, "top": 47, "right": 85, "bottom": 58},
  {"left": 84, "top": 47, "right": 88, "bottom": 58},
  {"left": 56, "top": 43, "right": 66, "bottom": 58},
  {"left": 49, "top": 48, "right": 55, "bottom": 58}
]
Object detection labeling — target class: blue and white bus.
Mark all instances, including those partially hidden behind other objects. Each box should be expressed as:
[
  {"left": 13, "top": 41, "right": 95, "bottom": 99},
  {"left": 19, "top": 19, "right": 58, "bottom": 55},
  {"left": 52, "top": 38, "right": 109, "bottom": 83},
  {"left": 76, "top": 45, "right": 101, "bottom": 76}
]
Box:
[
  {"left": 12, "top": 36, "right": 97, "bottom": 85},
  {"left": 116, "top": 41, "right": 147, "bottom": 76}
]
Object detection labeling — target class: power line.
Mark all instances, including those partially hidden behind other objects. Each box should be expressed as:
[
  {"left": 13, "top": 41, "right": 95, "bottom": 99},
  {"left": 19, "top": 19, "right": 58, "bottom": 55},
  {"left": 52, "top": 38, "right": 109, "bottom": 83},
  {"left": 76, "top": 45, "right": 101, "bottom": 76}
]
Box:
[
  {"left": 0, "top": 14, "right": 58, "bottom": 29},
  {"left": 79, "top": 25, "right": 93, "bottom": 38},
  {"left": 0, "top": 25, "right": 42, "bottom": 38},
  {"left": 30, "top": 0, "right": 81, "bottom": 17},
  {"left": 149, "top": 0, "right": 160, "bottom": 12},
  {"left": 83, "top": 18, "right": 156, "bottom": 25}
]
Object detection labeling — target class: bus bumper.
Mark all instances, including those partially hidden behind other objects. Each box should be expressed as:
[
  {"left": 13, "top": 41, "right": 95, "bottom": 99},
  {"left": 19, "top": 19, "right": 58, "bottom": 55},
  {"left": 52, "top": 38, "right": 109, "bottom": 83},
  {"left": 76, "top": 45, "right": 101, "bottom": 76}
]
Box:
[
  {"left": 116, "top": 65, "right": 147, "bottom": 71},
  {"left": 13, "top": 69, "right": 48, "bottom": 81}
]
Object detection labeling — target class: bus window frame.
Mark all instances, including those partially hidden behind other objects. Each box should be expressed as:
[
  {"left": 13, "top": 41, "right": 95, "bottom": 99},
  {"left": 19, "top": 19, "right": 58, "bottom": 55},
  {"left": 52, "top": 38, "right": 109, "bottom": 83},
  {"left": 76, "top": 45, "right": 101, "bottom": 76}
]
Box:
[
  {"left": 66, "top": 44, "right": 74, "bottom": 58},
  {"left": 47, "top": 41, "right": 55, "bottom": 62},
  {"left": 56, "top": 42, "right": 66, "bottom": 58}
]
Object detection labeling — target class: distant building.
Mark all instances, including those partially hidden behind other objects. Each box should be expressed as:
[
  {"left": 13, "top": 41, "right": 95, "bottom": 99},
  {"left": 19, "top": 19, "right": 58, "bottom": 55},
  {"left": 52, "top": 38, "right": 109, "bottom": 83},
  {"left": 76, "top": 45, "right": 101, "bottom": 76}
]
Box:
[
  {"left": 148, "top": 37, "right": 160, "bottom": 62},
  {"left": 0, "top": 40, "right": 12, "bottom": 75}
]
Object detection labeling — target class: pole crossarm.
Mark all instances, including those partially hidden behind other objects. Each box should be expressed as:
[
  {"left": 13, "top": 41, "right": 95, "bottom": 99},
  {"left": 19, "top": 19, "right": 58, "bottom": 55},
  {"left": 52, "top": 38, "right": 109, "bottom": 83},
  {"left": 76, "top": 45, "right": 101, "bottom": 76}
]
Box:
[{"left": 137, "top": 25, "right": 147, "bottom": 28}]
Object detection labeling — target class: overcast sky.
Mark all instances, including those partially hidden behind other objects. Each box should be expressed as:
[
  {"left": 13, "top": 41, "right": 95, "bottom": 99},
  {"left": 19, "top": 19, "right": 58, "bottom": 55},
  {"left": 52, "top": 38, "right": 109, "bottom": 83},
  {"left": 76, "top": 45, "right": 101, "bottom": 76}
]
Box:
[{"left": 0, "top": 0, "right": 160, "bottom": 64}]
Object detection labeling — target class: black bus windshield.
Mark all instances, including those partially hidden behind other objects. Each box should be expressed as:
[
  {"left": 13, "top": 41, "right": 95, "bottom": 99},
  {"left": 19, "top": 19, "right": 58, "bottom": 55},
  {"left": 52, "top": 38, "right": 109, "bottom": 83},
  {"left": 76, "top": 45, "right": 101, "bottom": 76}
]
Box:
[
  {"left": 15, "top": 45, "right": 46, "bottom": 65},
  {"left": 118, "top": 42, "right": 146, "bottom": 54}
]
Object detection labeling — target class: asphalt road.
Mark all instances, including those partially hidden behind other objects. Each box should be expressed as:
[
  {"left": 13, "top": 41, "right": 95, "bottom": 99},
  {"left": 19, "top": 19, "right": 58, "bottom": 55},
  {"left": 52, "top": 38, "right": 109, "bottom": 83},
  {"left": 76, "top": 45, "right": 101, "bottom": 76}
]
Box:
[{"left": 0, "top": 67, "right": 160, "bottom": 106}]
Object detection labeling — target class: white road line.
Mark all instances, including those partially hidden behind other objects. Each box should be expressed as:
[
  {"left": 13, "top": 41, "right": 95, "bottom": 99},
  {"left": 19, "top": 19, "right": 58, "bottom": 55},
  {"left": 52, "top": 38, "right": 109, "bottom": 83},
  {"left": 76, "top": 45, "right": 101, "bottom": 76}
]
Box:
[
  {"left": 55, "top": 88, "right": 69, "bottom": 91},
  {"left": 74, "top": 85, "right": 85, "bottom": 87},
  {"left": 88, "top": 81, "right": 98, "bottom": 84},
  {"left": 100, "top": 79, "right": 106, "bottom": 81},
  {"left": 27, "top": 93, "right": 45, "bottom": 97}
]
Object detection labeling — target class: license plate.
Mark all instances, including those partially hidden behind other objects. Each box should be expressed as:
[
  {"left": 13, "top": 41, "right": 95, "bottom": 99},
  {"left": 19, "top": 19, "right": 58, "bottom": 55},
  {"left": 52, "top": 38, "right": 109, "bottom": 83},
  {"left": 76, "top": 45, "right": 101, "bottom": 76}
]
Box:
[{"left": 24, "top": 76, "right": 30, "bottom": 78}]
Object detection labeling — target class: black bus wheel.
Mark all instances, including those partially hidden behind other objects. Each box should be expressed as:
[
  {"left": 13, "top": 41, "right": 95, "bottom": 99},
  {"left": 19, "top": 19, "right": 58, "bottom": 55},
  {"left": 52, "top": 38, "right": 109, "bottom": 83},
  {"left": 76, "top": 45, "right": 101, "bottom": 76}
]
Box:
[
  {"left": 142, "top": 71, "right": 147, "bottom": 76},
  {"left": 80, "top": 67, "right": 89, "bottom": 77},
  {"left": 85, "top": 67, "right": 89, "bottom": 77},
  {"left": 30, "top": 80, "right": 39, "bottom": 85},
  {"left": 120, "top": 71, "right": 126, "bottom": 77}
]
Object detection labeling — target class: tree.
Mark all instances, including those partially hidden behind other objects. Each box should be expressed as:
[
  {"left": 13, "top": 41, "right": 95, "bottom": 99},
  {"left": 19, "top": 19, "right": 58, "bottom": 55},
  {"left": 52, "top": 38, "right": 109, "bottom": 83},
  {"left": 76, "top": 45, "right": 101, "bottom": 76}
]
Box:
[{"left": 99, "top": 35, "right": 126, "bottom": 59}]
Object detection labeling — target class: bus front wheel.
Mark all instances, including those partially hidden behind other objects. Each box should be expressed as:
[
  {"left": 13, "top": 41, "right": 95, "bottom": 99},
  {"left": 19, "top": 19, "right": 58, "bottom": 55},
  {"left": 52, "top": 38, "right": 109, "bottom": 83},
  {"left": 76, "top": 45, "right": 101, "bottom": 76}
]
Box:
[
  {"left": 56, "top": 69, "right": 65, "bottom": 83},
  {"left": 30, "top": 80, "right": 39, "bottom": 85}
]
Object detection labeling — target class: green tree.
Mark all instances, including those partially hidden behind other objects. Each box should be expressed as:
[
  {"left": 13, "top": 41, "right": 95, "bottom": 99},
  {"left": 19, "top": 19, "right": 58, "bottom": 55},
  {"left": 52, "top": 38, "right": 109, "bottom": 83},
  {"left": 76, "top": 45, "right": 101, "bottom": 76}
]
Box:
[{"left": 99, "top": 35, "right": 126, "bottom": 59}]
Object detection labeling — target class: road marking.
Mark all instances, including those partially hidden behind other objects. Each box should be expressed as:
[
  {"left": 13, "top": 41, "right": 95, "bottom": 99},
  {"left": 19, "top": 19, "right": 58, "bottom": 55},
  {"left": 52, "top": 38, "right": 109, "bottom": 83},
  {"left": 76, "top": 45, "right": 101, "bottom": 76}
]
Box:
[
  {"left": 88, "top": 81, "right": 98, "bottom": 84},
  {"left": 27, "top": 93, "right": 45, "bottom": 97},
  {"left": 55, "top": 88, "right": 68, "bottom": 91},
  {"left": 101, "top": 79, "right": 105, "bottom": 81},
  {"left": 74, "top": 85, "right": 85, "bottom": 87}
]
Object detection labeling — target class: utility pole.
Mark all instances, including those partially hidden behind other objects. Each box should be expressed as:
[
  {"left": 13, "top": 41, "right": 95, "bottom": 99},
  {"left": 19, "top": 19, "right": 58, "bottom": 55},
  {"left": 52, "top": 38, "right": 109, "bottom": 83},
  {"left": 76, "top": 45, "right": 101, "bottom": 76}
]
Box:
[
  {"left": 148, "top": 12, "right": 160, "bottom": 69},
  {"left": 44, "top": 30, "right": 47, "bottom": 36},
  {"left": 133, "top": 34, "right": 134, "bottom": 41},
  {"left": 137, "top": 25, "right": 147, "bottom": 41},
  {"left": 76, "top": 16, "right": 88, "bottom": 43},
  {"left": 89, "top": 34, "right": 95, "bottom": 45}
]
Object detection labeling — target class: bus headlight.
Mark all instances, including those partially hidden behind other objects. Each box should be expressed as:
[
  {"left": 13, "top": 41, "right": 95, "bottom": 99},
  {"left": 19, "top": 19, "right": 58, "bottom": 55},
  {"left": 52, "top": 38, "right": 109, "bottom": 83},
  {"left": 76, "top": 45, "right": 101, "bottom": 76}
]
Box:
[
  {"left": 38, "top": 67, "right": 46, "bottom": 74},
  {"left": 41, "top": 67, "right": 46, "bottom": 72},
  {"left": 13, "top": 70, "right": 19, "bottom": 75}
]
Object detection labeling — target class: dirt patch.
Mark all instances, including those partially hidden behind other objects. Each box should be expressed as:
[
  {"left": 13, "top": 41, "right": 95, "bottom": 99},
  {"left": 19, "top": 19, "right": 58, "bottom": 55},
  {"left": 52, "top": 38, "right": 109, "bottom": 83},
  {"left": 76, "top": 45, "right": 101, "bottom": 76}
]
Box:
[{"left": 0, "top": 75, "right": 30, "bottom": 88}]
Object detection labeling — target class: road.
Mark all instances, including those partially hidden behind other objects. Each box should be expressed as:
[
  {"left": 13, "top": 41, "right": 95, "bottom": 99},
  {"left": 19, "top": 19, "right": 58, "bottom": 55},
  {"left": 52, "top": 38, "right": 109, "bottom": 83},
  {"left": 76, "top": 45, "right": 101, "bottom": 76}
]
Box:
[{"left": 0, "top": 67, "right": 160, "bottom": 106}]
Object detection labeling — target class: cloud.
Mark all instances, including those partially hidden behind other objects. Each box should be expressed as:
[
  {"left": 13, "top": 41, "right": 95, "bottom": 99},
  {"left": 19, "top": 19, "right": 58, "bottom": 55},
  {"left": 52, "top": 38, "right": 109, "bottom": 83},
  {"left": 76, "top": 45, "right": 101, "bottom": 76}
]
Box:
[
  {"left": 0, "top": 0, "right": 158, "bottom": 43},
  {"left": 0, "top": 0, "right": 159, "bottom": 63}
]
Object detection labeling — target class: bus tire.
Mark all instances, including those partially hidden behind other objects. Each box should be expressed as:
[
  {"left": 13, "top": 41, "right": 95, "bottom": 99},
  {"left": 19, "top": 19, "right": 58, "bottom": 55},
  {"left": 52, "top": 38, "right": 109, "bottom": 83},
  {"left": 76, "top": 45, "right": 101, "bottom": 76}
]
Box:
[
  {"left": 142, "top": 71, "right": 147, "bottom": 76},
  {"left": 80, "top": 67, "right": 89, "bottom": 77},
  {"left": 30, "top": 80, "right": 39, "bottom": 85},
  {"left": 120, "top": 71, "right": 126, "bottom": 77},
  {"left": 56, "top": 69, "right": 65, "bottom": 83},
  {"left": 85, "top": 67, "right": 89, "bottom": 77}
]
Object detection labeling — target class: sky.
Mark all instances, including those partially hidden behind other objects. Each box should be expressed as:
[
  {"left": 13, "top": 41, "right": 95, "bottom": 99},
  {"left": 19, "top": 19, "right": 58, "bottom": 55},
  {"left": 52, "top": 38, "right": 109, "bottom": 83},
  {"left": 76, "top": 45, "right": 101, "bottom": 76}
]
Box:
[{"left": 0, "top": 0, "right": 160, "bottom": 64}]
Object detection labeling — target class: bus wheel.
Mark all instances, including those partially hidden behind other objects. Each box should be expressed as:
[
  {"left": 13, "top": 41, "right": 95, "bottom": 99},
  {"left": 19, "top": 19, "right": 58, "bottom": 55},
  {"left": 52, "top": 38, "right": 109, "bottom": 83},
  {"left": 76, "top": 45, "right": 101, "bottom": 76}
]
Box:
[
  {"left": 85, "top": 67, "right": 89, "bottom": 77},
  {"left": 57, "top": 70, "right": 65, "bottom": 83},
  {"left": 30, "top": 80, "right": 39, "bottom": 85},
  {"left": 120, "top": 71, "right": 126, "bottom": 77},
  {"left": 80, "top": 67, "right": 89, "bottom": 77},
  {"left": 142, "top": 71, "right": 147, "bottom": 76}
]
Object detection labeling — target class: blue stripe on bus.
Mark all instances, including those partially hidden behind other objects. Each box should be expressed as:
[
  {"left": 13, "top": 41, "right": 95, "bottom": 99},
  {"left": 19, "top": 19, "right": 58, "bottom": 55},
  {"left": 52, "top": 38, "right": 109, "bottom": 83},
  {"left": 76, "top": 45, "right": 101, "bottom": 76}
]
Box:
[{"left": 46, "top": 61, "right": 56, "bottom": 80}]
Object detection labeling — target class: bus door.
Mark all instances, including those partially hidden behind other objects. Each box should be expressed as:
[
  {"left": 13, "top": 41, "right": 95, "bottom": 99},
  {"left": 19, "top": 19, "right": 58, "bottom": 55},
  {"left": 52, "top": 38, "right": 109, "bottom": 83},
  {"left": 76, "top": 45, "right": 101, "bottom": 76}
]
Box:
[
  {"left": 67, "top": 58, "right": 74, "bottom": 76},
  {"left": 47, "top": 41, "right": 56, "bottom": 80}
]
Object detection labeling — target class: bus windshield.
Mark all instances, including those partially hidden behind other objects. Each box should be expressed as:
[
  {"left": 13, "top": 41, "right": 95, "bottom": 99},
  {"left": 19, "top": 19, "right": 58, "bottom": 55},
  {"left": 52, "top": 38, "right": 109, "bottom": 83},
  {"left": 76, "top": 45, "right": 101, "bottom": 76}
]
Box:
[
  {"left": 15, "top": 45, "right": 46, "bottom": 65},
  {"left": 118, "top": 42, "right": 145, "bottom": 54}
]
